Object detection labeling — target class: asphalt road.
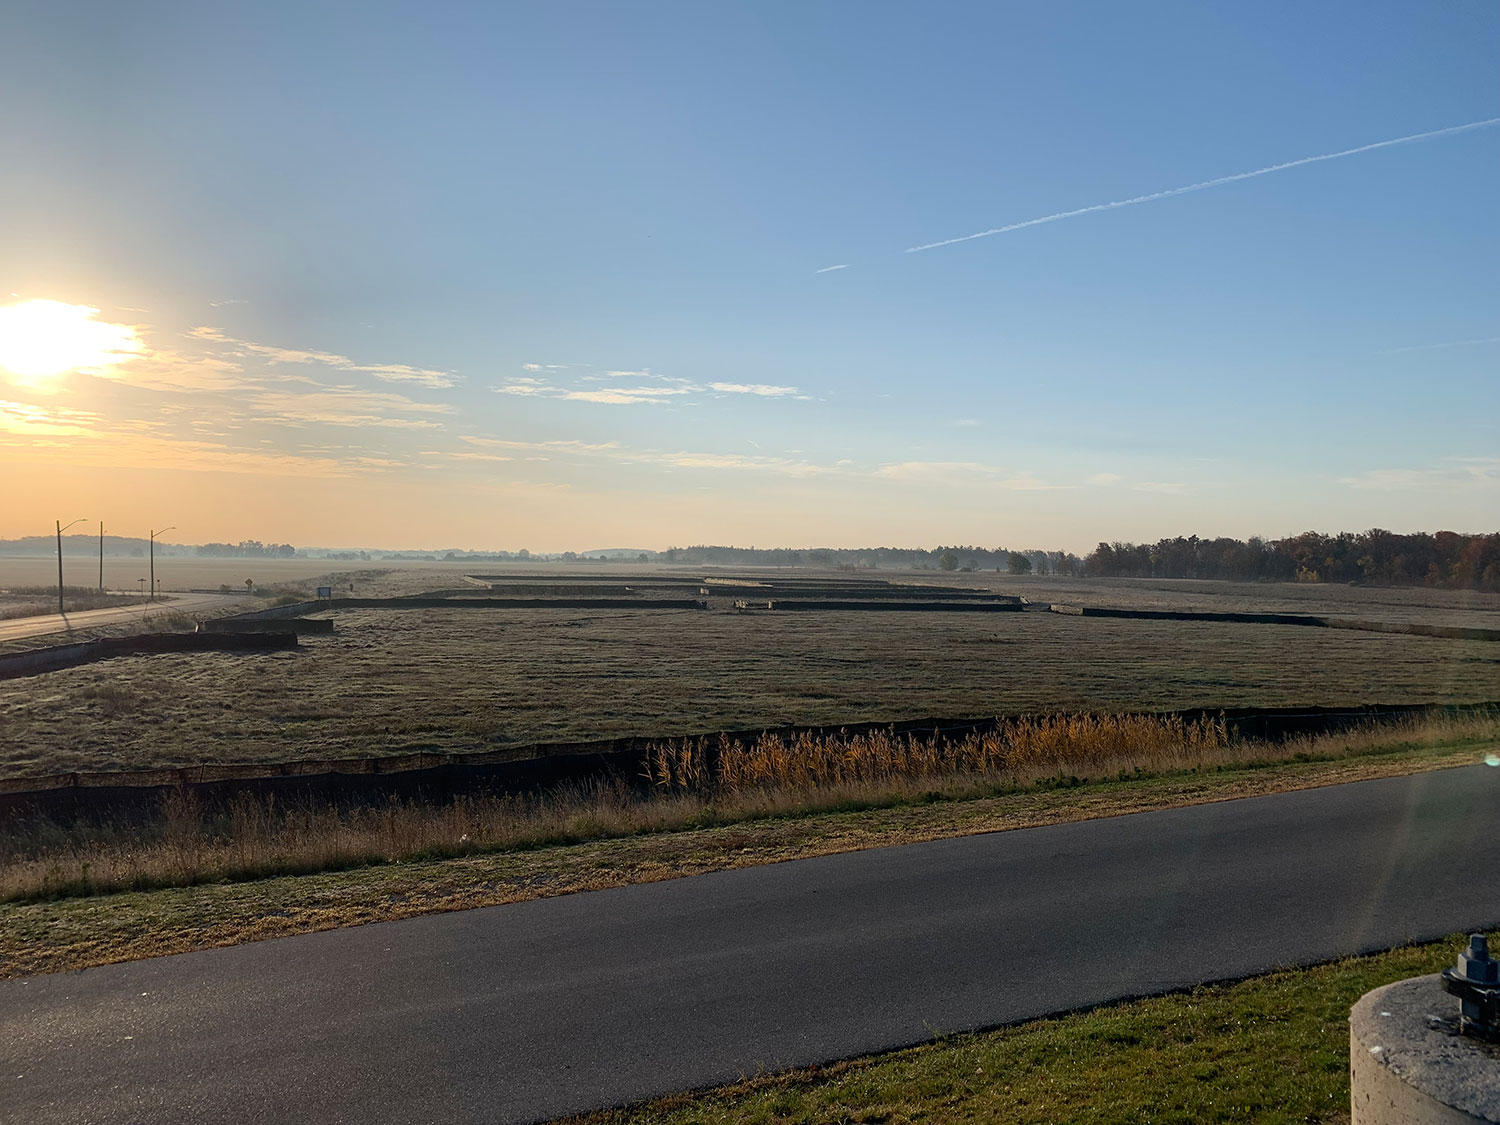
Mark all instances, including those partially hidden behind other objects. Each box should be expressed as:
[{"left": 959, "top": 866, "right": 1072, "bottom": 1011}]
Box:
[
  {"left": 4, "top": 765, "right": 1498, "bottom": 1125},
  {"left": 0, "top": 593, "right": 250, "bottom": 643}
]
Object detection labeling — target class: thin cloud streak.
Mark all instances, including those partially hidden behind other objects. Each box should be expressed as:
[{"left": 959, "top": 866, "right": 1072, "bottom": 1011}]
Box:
[
  {"left": 814, "top": 264, "right": 850, "bottom": 273},
  {"left": 189, "top": 327, "right": 456, "bottom": 387},
  {"left": 494, "top": 366, "right": 807, "bottom": 405},
  {"left": 707, "top": 382, "right": 799, "bottom": 397},
  {"left": 1379, "top": 335, "right": 1500, "bottom": 354},
  {"left": 906, "top": 117, "right": 1500, "bottom": 254},
  {"left": 1341, "top": 458, "right": 1500, "bottom": 490}
]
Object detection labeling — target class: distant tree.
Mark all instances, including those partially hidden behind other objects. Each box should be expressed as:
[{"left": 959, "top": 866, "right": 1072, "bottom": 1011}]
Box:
[
  {"left": 938, "top": 550, "right": 958, "bottom": 571},
  {"left": 1007, "top": 553, "right": 1033, "bottom": 575}
]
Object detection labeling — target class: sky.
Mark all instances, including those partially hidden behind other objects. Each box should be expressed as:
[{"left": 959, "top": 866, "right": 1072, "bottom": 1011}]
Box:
[{"left": 1, "top": 0, "right": 1496, "bottom": 553}]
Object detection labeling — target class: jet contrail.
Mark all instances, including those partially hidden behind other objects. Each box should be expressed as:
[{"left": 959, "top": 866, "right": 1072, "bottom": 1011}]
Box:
[
  {"left": 815, "top": 263, "right": 850, "bottom": 273},
  {"left": 906, "top": 117, "right": 1500, "bottom": 254},
  {"left": 1380, "top": 335, "right": 1500, "bottom": 353}
]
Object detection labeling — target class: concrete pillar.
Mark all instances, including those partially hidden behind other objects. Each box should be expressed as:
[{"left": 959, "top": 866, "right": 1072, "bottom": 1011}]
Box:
[{"left": 1350, "top": 974, "right": 1499, "bottom": 1124}]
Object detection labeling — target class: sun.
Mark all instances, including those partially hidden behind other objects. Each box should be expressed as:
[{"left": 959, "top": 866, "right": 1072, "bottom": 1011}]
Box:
[{"left": 0, "top": 299, "right": 144, "bottom": 383}]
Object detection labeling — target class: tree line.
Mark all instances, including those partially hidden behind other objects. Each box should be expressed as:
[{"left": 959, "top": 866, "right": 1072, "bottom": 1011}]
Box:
[
  {"left": 194, "top": 540, "right": 297, "bottom": 558},
  {"left": 658, "top": 531, "right": 1500, "bottom": 590},
  {"left": 1084, "top": 530, "right": 1500, "bottom": 591},
  {"left": 658, "top": 545, "right": 1084, "bottom": 573}
]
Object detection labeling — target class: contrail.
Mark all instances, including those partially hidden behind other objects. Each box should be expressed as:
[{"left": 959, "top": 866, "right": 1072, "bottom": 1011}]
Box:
[
  {"left": 1380, "top": 335, "right": 1500, "bottom": 353},
  {"left": 906, "top": 117, "right": 1500, "bottom": 254},
  {"left": 815, "top": 263, "right": 850, "bottom": 273}
]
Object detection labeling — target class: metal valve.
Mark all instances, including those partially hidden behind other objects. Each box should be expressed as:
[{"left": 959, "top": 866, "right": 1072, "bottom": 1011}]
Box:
[{"left": 1439, "top": 933, "right": 1500, "bottom": 1041}]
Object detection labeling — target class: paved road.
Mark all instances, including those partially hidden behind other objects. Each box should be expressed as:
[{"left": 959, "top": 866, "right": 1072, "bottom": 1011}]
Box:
[
  {"left": 3, "top": 765, "right": 1497, "bottom": 1124},
  {"left": 0, "top": 593, "right": 251, "bottom": 643}
]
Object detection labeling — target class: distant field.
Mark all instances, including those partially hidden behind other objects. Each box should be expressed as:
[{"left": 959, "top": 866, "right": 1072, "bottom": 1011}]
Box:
[
  {"left": 0, "top": 555, "right": 465, "bottom": 593},
  {"left": 5, "top": 555, "right": 1497, "bottom": 625},
  {"left": 1, "top": 569, "right": 1497, "bottom": 778},
  {"left": 998, "top": 574, "right": 1500, "bottom": 628}
]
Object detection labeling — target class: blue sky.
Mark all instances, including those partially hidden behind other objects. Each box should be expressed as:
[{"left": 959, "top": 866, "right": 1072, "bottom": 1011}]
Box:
[{"left": 1, "top": 1, "right": 1495, "bottom": 551}]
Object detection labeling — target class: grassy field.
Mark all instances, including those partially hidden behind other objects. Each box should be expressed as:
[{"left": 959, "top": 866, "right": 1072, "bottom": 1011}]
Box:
[
  {"left": 557, "top": 931, "right": 1498, "bottom": 1125},
  {"left": 1, "top": 590, "right": 1497, "bottom": 777}
]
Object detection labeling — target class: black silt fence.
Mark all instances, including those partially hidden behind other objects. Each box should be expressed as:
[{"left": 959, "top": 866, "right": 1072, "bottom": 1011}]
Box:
[{"left": 1, "top": 700, "right": 1493, "bottom": 823}]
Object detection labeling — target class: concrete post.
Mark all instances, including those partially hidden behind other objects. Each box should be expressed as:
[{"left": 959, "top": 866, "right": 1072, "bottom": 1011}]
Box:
[{"left": 1350, "top": 974, "right": 1500, "bottom": 1124}]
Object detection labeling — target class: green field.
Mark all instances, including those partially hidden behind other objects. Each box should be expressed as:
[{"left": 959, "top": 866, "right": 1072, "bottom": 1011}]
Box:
[{"left": 1, "top": 569, "right": 1498, "bottom": 778}]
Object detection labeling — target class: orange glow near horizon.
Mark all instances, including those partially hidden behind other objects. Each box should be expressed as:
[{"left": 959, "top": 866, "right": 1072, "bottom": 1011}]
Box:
[{"left": 0, "top": 299, "right": 143, "bottom": 383}]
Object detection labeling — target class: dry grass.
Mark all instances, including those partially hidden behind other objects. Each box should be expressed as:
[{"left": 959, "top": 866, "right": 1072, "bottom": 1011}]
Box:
[
  {"left": 4, "top": 714, "right": 1494, "bottom": 905},
  {"left": 645, "top": 714, "right": 1230, "bottom": 793},
  {"left": 1, "top": 732, "right": 1492, "bottom": 981}
]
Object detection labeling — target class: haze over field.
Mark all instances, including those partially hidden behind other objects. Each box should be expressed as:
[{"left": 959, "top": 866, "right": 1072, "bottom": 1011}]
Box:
[{"left": 2, "top": 2, "right": 1496, "bottom": 551}]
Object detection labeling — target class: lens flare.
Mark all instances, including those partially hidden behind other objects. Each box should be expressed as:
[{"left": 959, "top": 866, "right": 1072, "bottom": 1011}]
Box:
[{"left": 0, "top": 299, "right": 143, "bottom": 382}]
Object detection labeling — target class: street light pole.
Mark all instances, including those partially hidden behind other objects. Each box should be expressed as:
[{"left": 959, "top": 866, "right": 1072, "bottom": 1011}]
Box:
[
  {"left": 149, "top": 526, "right": 175, "bottom": 603},
  {"left": 99, "top": 521, "right": 105, "bottom": 591},
  {"left": 55, "top": 518, "right": 86, "bottom": 615}
]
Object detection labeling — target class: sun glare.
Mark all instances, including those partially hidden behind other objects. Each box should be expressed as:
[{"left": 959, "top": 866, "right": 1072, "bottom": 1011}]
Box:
[{"left": 0, "top": 299, "right": 143, "bottom": 382}]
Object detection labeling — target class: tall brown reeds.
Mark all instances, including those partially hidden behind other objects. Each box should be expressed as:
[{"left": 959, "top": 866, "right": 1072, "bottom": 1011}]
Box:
[{"left": 644, "top": 713, "right": 1231, "bottom": 794}]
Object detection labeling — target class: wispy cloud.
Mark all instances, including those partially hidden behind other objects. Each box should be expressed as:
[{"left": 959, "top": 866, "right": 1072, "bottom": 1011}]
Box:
[
  {"left": 93, "top": 348, "right": 250, "bottom": 392},
  {"left": 906, "top": 117, "right": 1500, "bottom": 254},
  {"left": 1378, "top": 335, "right": 1500, "bottom": 354},
  {"left": 495, "top": 364, "right": 810, "bottom": 406},
  {"left": 1087, "top": 472, "right": 1123, "bottom": 486},
  {"left": 562, "top": 386, "right": 694, "bottom": 405},
  {"left": 647, "top": 450, "right": 830, "bottom": 474},
  {"left": 2, "top": 426, "right": 395, "bottom": 477},
  {"left": 189, "top": 326, "right": 457, "bottom": 388},
  {"left": 247, "top": 388, "right": 452, "bottom": 428},
  {"left": 875, "top": 461, "right": 1065, "bottom": 489},
  {"left": 707, "top": 382, "right": 800, "bottom": 397},
  {"left": 461, "top": 435, "right": 620, "bottom": 453},
  {"left": 1340, "top": 458, "right": 1500, "bottom": 490},
  {"left": 0, "top": 399, "right": 102, "bottom": 437},
  {"left": 814, "top": 264, "right": 849, "bottom": 274},
  {"left": 453, "top": 434, "right": 1096, "bottom": 490},
  {"left": 495, "top": 376, "right": 553, "bottom": 396},
  {"left": 460, "top": 434, "right": 830, "bottom": 477}
]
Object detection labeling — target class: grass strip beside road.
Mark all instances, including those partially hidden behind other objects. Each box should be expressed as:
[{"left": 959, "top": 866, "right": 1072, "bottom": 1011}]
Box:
[
  {"left": 557, "top": 932, "right": 1499, "bottom": 1125},
  {"left": 2, "top": 734, "right": 1492, "bottom": 980}
]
